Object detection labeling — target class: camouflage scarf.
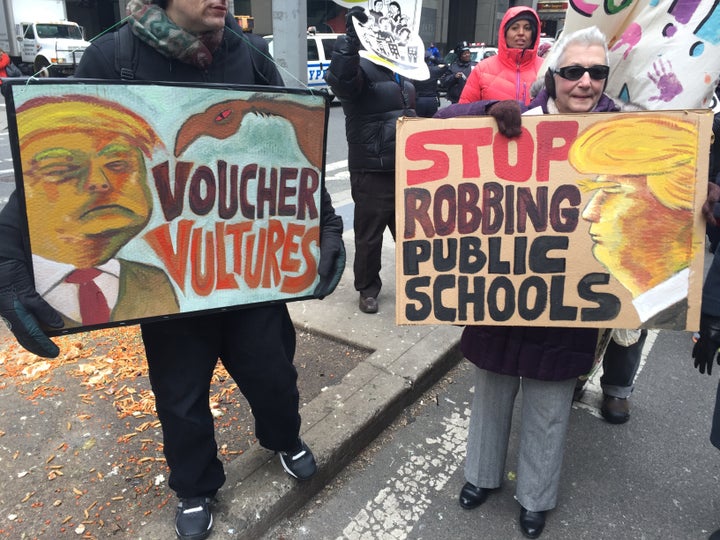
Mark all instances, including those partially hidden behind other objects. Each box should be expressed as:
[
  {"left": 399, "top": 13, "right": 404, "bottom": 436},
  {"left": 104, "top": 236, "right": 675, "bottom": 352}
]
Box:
[{"left": 125, "top": 0, "right": 224, "bottom": 69}]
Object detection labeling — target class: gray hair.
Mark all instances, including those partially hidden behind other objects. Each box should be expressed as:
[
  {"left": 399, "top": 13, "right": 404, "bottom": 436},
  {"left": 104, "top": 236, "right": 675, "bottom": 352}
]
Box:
[{"left": 545, "top": 26, "right": 609, "bottom": 72}]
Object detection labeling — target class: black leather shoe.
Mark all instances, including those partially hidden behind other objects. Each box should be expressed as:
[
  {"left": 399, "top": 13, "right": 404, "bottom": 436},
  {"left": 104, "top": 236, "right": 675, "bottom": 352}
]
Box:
[
  {"left": 519, "top": 507, "right": 546, "bottom": 539},
  {"left": 710, "top": 528, "right": 720, "bottom": 540},
  {"left": 359, "top": 295, "right": 378, "bottom": 314},
  {"left": 458, "top": 482, "right": 489, "bottom": 509},
  {"left": 601, "top": 395, "right": 630, "bottom": 424}
]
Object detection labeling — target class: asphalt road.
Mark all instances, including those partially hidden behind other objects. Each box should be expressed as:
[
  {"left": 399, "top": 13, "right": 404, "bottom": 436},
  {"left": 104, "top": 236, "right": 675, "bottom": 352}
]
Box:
[{"left": 266, "top": 325, "right": 720, "bottom": 540}]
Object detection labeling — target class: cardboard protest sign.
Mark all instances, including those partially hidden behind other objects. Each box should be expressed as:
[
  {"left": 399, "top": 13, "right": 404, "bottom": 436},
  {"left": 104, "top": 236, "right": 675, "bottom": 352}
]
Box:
[
  {"left": 560, "top": 0, "right": 720, "bottom": 109},
  {"left": 4, "top": 81, "right": 328, "bottom": 335},
  {"left": 395, "top": 111, "right": 712, "bottom": 331},
  {"left": 342, "top": 0, "right": 430, "bottom": 80}
]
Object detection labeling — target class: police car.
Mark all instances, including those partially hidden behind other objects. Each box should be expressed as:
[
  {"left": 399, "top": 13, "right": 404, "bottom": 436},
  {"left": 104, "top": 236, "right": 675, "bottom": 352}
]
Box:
[{"left": 263, "top": 31, "right": 341, "bottom": 97}]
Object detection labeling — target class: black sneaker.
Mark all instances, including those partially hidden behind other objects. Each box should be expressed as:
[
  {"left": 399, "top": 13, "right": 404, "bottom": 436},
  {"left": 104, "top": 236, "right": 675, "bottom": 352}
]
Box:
[
  {"left": 175, "top": 497, "right": 213, "bottom": 540},
  {"left": 278, "top": 438, "right": 317, "bottom": 480}
]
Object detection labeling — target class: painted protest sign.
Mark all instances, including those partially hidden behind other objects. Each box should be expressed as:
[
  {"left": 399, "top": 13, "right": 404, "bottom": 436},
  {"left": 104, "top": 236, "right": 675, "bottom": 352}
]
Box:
[
  {"left": 5, "top": 81, "right": 327, "bottom": 335},
  {"left": 338, "top": 0, "right": 430, "bottom": 80},
  {"left": 560, "top": 0, "right": 720, "bottom": 109},
  {"left": 396, "top": 111, "right": 712, "bottom": 331}
]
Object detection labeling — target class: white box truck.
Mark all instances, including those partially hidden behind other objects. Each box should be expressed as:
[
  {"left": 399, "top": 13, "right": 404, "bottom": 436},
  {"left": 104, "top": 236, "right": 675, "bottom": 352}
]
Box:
[{"left": 0, "top": 0, "right": 90, "bottom": 76}]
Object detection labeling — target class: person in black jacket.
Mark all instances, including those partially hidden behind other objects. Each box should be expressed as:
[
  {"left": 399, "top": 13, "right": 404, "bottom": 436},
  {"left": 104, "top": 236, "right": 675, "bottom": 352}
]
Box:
[
  {"left": 414, "top": 54, "right": 444, "bottom": 118},
  {"left": 705, "top": 85, "right": 720, "bottom": 253},
  {"left": 691, "top": 185, "right": 720, "bottom": 540},
  {"left": 0, "top": 1, "right": 345, "bottom": 539},
  {"left": 324, "top": 6, "right": 416, "bottom": 314},
  {"left": 440, "top": 42, "right": 474, "bottom": 104}
]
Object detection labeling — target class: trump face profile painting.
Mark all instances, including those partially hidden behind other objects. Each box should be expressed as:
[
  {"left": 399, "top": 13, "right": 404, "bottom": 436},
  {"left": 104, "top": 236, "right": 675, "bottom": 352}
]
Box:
[
  {"left": 17, "top": 94, "right": 180, "bottom": 328},
  {"left": 569, "top": 115, "right": 698, "bottom": 329}
]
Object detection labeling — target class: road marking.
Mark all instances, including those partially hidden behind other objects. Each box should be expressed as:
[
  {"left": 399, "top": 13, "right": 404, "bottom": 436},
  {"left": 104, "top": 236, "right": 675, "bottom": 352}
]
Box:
[
  {"left": 341, "top": 406, "right": 469, "bottom": 539},
  {"left": 330, "top": 188, "right": 352, "bottom": 207},
  {"left": 326, "top": 170, "right": 349, "bottom": 182},
  {"left": 326, "top": 159, "right": 348, "bottom": 172},
  {"left": 340, "top": 330, "right": 659, "bottom": 538}
]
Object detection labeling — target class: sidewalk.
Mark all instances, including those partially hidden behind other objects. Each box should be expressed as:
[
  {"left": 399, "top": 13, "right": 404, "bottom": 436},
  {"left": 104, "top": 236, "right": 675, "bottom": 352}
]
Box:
[{"left": 0, "top": 232, "right": 462, "bottom": 539}]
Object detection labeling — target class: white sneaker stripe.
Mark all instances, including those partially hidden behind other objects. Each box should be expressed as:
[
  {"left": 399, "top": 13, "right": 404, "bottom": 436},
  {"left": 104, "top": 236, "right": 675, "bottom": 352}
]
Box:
[{"left": 182, "top": 506, "right": 205, "bottom": 514}]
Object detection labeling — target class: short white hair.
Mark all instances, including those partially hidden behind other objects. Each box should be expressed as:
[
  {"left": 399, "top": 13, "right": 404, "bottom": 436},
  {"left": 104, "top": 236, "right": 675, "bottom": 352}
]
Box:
[{"left": 545, "top": 26, "right": 609, "bottom": 72}]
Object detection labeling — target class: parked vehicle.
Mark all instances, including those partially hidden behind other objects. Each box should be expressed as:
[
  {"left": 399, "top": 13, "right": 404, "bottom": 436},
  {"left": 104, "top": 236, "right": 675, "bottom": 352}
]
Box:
[
  {"left": 0, "top": 0, "right": 90, "bottom": 77},
  {"left": 468, "top": 43, "right": 498, "bottom": 63},
  {"left": 263, "top": 31, "right": 340, "bottom": 96}
]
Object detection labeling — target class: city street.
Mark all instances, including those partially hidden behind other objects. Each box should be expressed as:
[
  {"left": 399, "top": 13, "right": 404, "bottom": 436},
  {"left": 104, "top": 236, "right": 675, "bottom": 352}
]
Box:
[{"left": 266, "top": 327, "right": 720, "bottom": 540}]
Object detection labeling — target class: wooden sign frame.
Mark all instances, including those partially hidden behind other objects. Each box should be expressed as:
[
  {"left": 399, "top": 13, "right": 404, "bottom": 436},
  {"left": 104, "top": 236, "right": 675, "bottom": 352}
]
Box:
[{"left": 3, "top": 80, "right": 329, "bottom": 335}]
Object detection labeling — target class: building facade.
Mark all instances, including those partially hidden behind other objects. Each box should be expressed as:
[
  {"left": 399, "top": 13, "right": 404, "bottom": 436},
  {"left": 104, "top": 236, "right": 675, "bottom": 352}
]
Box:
[{"left": 75, "top": 1, "right": 561, "bottom": 64}]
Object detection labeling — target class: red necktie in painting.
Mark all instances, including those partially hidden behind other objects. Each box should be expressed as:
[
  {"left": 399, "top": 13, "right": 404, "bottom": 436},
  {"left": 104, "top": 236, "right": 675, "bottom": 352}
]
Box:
[{"left": 64, "top": 268, "right": 111, "bottom": 324}]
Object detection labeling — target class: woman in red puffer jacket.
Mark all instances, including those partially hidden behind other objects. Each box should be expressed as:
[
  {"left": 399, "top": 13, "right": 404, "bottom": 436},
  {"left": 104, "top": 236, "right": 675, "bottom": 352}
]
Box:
[
  {"left": 0, "top": 49, "right": 11, "bottom": 81},
  {"left": 459, "top": 6, "right": 544, "bottom": 105}
]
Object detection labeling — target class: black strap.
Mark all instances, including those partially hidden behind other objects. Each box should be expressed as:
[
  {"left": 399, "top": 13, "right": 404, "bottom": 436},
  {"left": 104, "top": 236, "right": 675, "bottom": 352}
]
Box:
[{"left": 113, "top": 24, "right": 137, "bottom": 80}]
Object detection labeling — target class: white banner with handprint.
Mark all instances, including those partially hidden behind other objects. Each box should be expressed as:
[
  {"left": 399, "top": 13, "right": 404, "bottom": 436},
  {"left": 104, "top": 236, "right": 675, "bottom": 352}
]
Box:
[
  {"left": 342, "top": 0, "right": 429, "bottom": 80},
  {"left": 560, "top": 0, "right": 720, "bottom": 109}
]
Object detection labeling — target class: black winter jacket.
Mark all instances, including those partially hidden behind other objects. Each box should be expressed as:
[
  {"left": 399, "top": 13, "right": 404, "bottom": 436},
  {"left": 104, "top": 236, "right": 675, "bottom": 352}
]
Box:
[
  {"left": 74, "top": 20, "right": 281, "bottom": 85},
  {"left": 324, "top": 35, "right": 416, "bottom": 173},
  {"left": 439, "top": 59, "right": 473, "bottom": 104},
  {"left": 0, "top": 17, "right": 342, "bottom": 265}
]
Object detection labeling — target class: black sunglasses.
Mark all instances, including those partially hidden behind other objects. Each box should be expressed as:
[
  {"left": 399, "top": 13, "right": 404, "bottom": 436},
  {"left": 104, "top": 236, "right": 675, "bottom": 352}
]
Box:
[{"left": 554, "top": 64, "right": 610, "bottom": 81}]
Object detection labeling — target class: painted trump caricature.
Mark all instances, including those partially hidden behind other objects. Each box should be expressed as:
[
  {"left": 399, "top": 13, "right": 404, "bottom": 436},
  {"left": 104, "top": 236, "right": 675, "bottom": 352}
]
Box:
[
  {"left": 18, "top": 94, "right": 179, "bottom": 327},
  {"left": 569, "top": 114, "right": 698, "bottom": 329}
]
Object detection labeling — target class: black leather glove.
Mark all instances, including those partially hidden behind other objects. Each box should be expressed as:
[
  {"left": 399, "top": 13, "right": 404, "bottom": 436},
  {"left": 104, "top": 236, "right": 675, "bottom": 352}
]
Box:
[
  {"left": 314, "top": 232, "right": 346, "bottom": 299},
  {"left": 0, "top": 259, "right": 63, "bottom": 358},
  {"left": 488, "top": 100, "right": 523, "bottom": 138},
  {"left": 345, "top": 6, "right": 368, "bottom": 48},
  {"left": 693, "top": 313, "right": 720, "bottom": 374}
]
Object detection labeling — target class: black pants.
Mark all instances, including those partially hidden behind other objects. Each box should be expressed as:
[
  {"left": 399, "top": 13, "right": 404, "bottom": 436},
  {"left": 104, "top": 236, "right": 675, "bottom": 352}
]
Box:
[
  {"left": 600, "top": 329, "right": 648, "bottom": 398},
  {"left": 141, "top": 305, "right": 300, "bottom": 498},
  {"left": 711, "top": 378, "right": 720, "bottom": 449},
  {"left": 350, "top": 170, "right": 396, "bottom": 298}
]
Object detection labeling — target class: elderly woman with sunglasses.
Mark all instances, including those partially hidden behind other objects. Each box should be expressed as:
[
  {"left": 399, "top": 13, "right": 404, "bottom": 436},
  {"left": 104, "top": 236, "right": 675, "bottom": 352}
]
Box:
[{"left": 434, "top": 26, "right": 622, "bottom": 539}]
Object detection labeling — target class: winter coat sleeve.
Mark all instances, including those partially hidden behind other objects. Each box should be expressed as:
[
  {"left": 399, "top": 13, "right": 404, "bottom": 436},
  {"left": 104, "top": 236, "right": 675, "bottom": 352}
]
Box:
[
  {"left": 324, "top": 35, "right": 365, "bottom": 101},
  {"left": 459, "top": 66, "right": 482, "bottom": 103},
  {"left": 433, "top": 100, "right": 497, "bottom": 118},
  {"left": 439, "top": 66, "right": 457, "bottom": 91},
  {"left": 0, "top": 192, "right": 29, "bottom": 264},
  {"left": 703, "top": 248, "right": 720, "bottom": 317},
  {"left": 320, "top": 186, "right": 343, "bottom": 233}
]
